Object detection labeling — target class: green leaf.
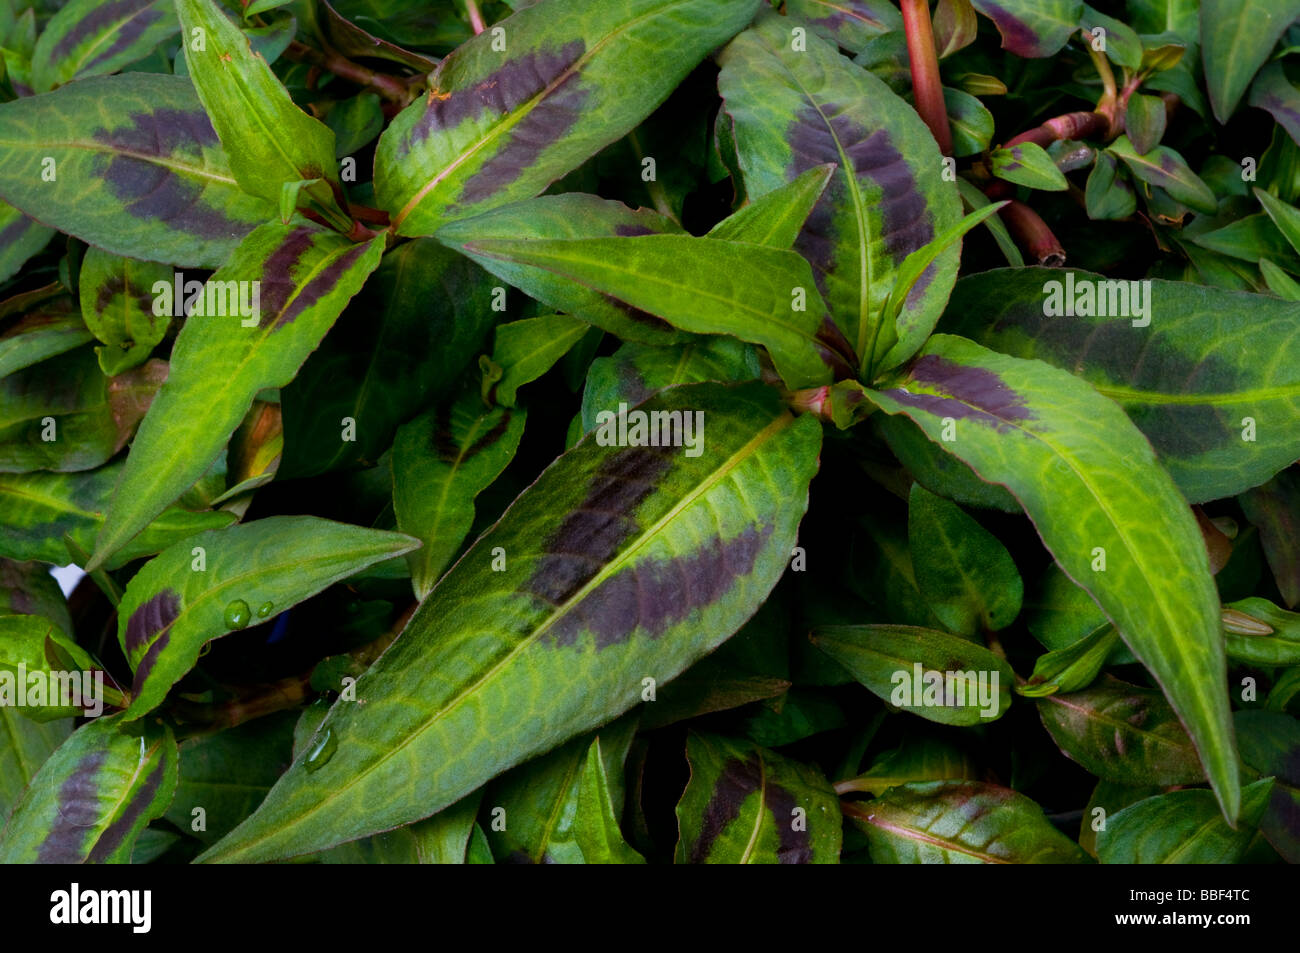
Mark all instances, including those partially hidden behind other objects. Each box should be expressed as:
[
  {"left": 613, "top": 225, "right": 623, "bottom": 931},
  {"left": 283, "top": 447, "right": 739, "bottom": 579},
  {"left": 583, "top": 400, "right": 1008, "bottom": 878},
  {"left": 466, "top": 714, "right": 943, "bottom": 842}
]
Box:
[
  {"left": 866, "top": 334, "right": 1240, "bottom": 821},
  {"left": 163, "top": 711, "right": 296, "bottom": 845},
  {"left": 1108, "top": 135, "right": 1218, "bottom": 213},
  {"left": 445, "top": 230, "right": 852, "bottom": 389},
  {"left": 485, "top": 716, "right": 636, "bottom": 864},
  {"left": 969, "top": 0, "right": 1083, "bottom": 58},
  {"left": 907, "top": 481, "right": 1021, "bottom": 637},
  {"left": 90, "top": 223, "right": 385, "bottom": 570},
  {"left": 1222, "top": 597, "right": 1300, "bottom": 665},
  {"left": 491, "top": 313, "right": 588, "bottom": 407},
  {"left": 1188, "top": 213, "right": 1300, "bottom": 267},
  {"left": 176, "top": 0, "right": 343, "bottom": 221},
  {"left": 944, "top": 268, "right": 1300, "bottom": 502},
  {"left": 116, "top": 516, "right": 417, "bottom": 719},
  {"left": 1259, "top": 258, "right": 1300, "bottom": 299},
  {"left": 1201, "top": 0, "right": 1300, "bottom": 123},
  {"left": 1080, "top": 4, "right": 1142, "bottom": 69},
  {"left": 955, "top": 177, "right": 1024, "bottom": 267},
  {"left": 278, "top": 239, "right": 498, "bottom": 479},
  {"left": 0, "top": 714, "right": 177, "bottom": 863},
  {"left": 784, "top": 0, "right": 901, "bottom": 54},
  {"left": 811, "top": 624, "right": 1015, "bottom": 725},
  {"left": 580, "top": 338, "right": 760, "bottom": 435},
  {"left": 1248, "top": 60, "right": 1300, "bottom": 145},
  {"left": 1085, "top": 151, "right": 1137, "bottom": 220},
  {"left": 317, "top": 791, "right": 486, "bottom": 864},
  {"left": 376, "top": 0, "right": 760, "bottom": 236},
  {"left": 0, "top": 199, "right": 53, "bottom": 284},
  {"left": 1017, "top": 623, "right": 1119, "bottom": 696},
  {"left": 1253, "top": 185, "right": 1300, "bottom": 257},
  {"left": 705, "top": 163, "right": 835, "bottom": 249},
  {"left": 1125, "top": 92, "right": 1167, "bottom": 155},
  {"left": 1036, "top": 676, "right": 1206, "bottom": 784},
  {"left": 198, "top": 382, "right": 822, "bottom": 862},
  {"left": 573, "top": 735, "right": 644, "bottom": 864},
  {"left": 437, "top": 193, "right": 688, "bottom": 346},
  {"left": 675, "top": 733, "right": 840, "bottom": 864},
  {"left": 1097, "top": 779, "right": 1275, "bottom": 863},
  {"left": 30, "top": 0, "right": 178, "bottom": 93},
  {"left": 393, "top": 386, "right": 526, "bottom": 599},
  {"left": 0, "top": 558, "right": 73, "bottom": 633},
  {"left": 1234, "top": 709, "right": 1300, "bottom": 862},
  {"left": 0, "top": 73, "right": 274, "bottom": 267},
  {"left": 836, "top": 736, "right": 977, "bottom": 795},
  {"left": 991, "top": 142, "right": 1069, "bottom": 192},
  {"left": 0, "top": 462, "right": 233, "bottom": 569},
  {"left": 718, "top": 11, "right": 963, "bottom": 368},
  {"left": 943, "top": 87, "right": 994, "bottom": 157},
  {"left": 846, "top": 779, "right": 1089, "bottom": 862},
  {"left": 77, "top": 247, "right": 172, "bottom": 376},
  {"left": 0, "top": 612, "right": 101, "bottom": 720},
  {"left": 0, "top": 348, "right": 163, "bottom": 473},
  {"left": 0, "top": 707, "right": 70, "bottom": 825},
  {"left": 0, "top": 299, "right": 91, "bottom": 383}
]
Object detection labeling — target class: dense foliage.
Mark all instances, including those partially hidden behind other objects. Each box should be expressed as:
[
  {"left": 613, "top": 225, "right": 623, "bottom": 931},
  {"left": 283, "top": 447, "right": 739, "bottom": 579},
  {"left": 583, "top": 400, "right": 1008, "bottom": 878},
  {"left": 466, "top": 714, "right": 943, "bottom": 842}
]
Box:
[{"left": 0, "top": 0, "right": 1298, "bottom": 865}]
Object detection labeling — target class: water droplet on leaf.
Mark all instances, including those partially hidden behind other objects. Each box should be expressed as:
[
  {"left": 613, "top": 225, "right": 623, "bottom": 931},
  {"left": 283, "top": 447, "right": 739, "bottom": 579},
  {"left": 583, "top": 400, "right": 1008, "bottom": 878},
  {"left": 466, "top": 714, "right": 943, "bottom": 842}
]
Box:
[
  {"left": 304, "top": 729, "right": 336, "bottom": 772},
  {"left": 257, "top": 601, "right": 274, "bottom": 618},
  {"left": 223, "top": 599, "right": 251, "bottom": 630}
]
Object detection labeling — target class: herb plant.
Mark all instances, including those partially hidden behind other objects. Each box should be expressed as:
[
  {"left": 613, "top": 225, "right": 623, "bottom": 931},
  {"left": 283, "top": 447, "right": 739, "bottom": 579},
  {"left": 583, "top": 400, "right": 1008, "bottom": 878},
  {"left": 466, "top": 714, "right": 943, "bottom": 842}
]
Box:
[{"left": 0, "top": 0, "right": 1298, "bottom": 866}]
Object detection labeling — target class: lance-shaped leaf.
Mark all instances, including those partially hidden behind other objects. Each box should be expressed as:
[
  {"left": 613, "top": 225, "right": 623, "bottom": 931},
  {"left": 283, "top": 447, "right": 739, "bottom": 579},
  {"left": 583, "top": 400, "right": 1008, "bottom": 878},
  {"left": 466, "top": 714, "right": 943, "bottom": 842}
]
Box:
[
  {"left": 90, "top": 224, "right": 385, "bottom": 570},
  {"left": 675, "top": 733, "right": 840, "bottom": 864},
  {"left": 30, "top": 0, "right": 179, "bottom": 93},
  {"left": 718, "top": 12, "right": 963, "bottom": 368},
  {"left": 176, "top": 0, "right": 341, "bottom": 216},
  {"left": 0, "top": 73, "right": 273, "bottom": 267},
  {"left": 844, "top": 779, "right": 1089, "bottom": 863},
  {"left": 1249, "top": 61, "right": 1300, "bottom": 144},
  {"left": 0, "top": 714, "right": 177, "bottom": 863},
  {"left": 199, "top": 382, "right": 822, "bottom": 862},
  {"left": 785, "top": 0, "right": 901, "bottom": 54},
  {"left": 0, "top": 708, "right": 70, "bottom": 825},
  {"left": 969, "top": 0, "right": 1082, "bottom": 58},
  {"left": 836, "top": 736, "right": 978, "bottom": 796},
  {"left": 317, "top": 792, "right": 486, "bottom": 864},
  {"left": 0, "top": 293, "right": 90, "bottom": 380},
  {"left": 443, "top": 232, "right": 850, "bottom": 388},
  {"left": 375, "top": 0, "right": 761, "bottom": 236},
  {"left": 1107, "top": 136, "right": 1217, "bottom": 213},
  {"left": 580, "top": 338, "right": 761, "bottom": 434},
  {"left": 1036, "top": 676, "right": 1205, "bottom": 785},
  {"left": 486, "top": 717, "right": 637, "bottom": 864},
  {"left": 1201, "top": 0, "right": 1300, "bottom": 124},
  {"left": 278, "top": 239, "right": 498, "bottom": 479},
  {"left": 574, "top": 737, "right": 645, "bottom": 864},
  {"left": 943, "top": 268, "right": 1300, "bottom": 503},
  {"left": 490, "top": 313, "right": 589, "bottom": 407},
  {"left": 393, "top": 388, "right": 527, "bottom": 599},
  {"left": 0, "top": 348, "right": 164, "bottom": 474},
  {"left": 78, "top": 247, "right": 172, "bottom": 376},
  {"left": 907, "top": 483, "right": 1022, "bottom": 636},
  {"left": 116, "top": 516, "right": 417, "bottom": 719},
  {"left": 0, "top": 559, "right": 73, "bottom": 633},
  {"left": 0, "top": 200, "right": 53, "bottom": 285},
  {"left": 707, "top": 164, "right": 835, "bottom": 249},
  {"left": 811, "top": 624, "right": 1015, "bottom": 725},
  {"left": 1018, "top": 623, "right": 1119, "bottom": 697},
  {"left": 990, "top": 142, "right": 1068, "bottom": 191},
  {"left": 1097, "top": 780, "right": 1276, "bottom": 863},
  {"left": 866, "top": 334, "right": 1240, "bottom": 821},
  {"left": 438, "top": 194, "right": 687, "bottom": 345},
  {"left": 0, "top": 463, "right": 233, "bottom": 569}
]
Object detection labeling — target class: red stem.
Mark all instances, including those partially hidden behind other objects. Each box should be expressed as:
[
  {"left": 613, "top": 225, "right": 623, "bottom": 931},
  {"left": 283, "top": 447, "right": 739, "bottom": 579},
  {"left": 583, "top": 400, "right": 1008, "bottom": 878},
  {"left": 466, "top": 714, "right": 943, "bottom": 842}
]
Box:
[
  {"left": 999, "top": 199, "right": 1065, "bottom": 266},
  {"left": 900, "top": 0, "right": 953, "bottom": 156},
  {"left": 286, "top": 40, "right": 414, "bottom": 105}
]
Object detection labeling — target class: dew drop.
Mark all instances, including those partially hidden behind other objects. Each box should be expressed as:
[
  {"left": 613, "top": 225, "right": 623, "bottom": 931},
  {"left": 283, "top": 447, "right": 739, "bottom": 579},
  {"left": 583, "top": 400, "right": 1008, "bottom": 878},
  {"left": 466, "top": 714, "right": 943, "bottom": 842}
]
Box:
[
  {"left": 257, "top": 601, "right": 274, "bottom": 619},
  {"left": 303, "top": 729, "right": 336, "bottom": 773},
  {"left": 223, "top": 599, "right": 251, "bottom": 630}
]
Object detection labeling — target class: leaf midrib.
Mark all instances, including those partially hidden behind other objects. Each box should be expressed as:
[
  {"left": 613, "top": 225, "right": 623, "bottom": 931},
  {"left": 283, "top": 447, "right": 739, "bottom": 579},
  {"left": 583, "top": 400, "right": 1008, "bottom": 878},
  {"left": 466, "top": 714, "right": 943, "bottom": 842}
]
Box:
[
  {"left": 394, "top": 0, "right": 692, "bottom": 227},
  {"left": 214, "top": 410, "right": 797, "bottom": 859}
]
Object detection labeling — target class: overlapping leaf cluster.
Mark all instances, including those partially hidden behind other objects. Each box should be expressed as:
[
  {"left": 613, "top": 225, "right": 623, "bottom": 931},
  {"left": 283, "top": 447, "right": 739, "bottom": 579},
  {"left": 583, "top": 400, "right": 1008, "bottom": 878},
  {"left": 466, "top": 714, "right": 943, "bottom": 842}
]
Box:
[{"left": 0, "top": 0, "right": 1297, "bottom": 865}]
